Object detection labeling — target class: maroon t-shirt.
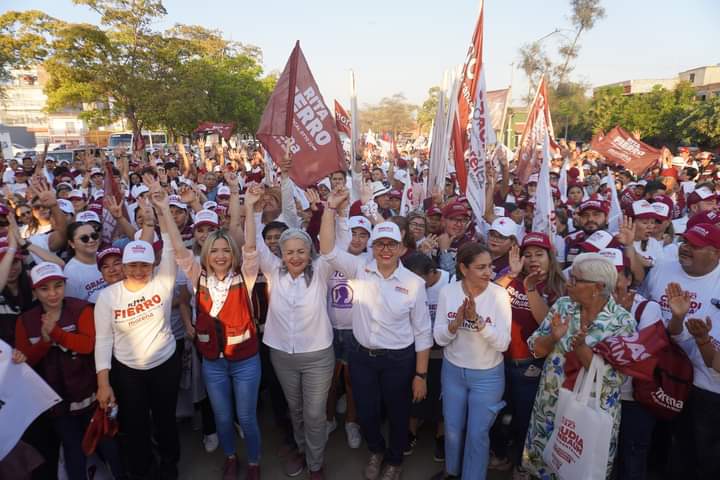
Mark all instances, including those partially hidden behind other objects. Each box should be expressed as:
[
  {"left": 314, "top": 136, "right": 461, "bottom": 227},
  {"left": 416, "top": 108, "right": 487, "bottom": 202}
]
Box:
[{"left": 506, "top": 277, "right": 555, "bottom": 360}]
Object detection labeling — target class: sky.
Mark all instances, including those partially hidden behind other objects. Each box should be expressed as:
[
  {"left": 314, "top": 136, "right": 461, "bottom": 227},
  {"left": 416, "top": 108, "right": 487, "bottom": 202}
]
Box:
[{"left": 6, "top": 0, "right": 719, "bottom": 108}]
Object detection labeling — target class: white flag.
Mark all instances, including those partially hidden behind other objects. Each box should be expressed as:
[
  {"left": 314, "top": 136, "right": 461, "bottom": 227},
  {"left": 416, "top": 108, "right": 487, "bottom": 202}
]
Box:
[
  {"left": 606, "top": 171, "right": 623, "bottom": 234},
  {"left": 350, "top": 71, "right": 359, "bottom": 169},
  {"left": 532, "top": 128, "right": 556, "bottom": 237},
  {"left": 465, "top": 67, "right": 496, "bottom": 222},
  {"left": 558, "top": 156, "right": 569, "bottom": 204}
]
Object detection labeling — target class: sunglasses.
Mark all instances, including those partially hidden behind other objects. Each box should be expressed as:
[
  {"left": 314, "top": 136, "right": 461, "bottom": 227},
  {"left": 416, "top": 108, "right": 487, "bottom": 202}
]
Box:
[{"left": 78, "top": 232, "right": 100, "bottom": 243}]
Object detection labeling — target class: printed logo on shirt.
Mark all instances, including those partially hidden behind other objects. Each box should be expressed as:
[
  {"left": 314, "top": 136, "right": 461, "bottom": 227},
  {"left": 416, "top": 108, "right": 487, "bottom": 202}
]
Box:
[
  {"left": 461, "top": 316, "right": 492, "bottom": 332},
  {"left": 330, "top": 282, "right": 353, "bottom": 309},
  {"left": 395, "top": 286, "right": 408, "bottom": 295},
  {"left": 113, "top": 294, "right": 163, "bottom": 327},
  {"left": 658, "top": 291, "right": 703, "bottom": 316},
  {"left": 84, "top": 278, "right": 106, "bottom": 297}
]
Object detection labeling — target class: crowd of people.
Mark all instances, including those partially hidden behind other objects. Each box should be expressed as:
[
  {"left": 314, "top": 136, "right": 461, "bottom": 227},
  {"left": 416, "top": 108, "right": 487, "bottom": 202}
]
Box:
[{"left": 1, "top": 138, "right": 719, "bottom": 480}]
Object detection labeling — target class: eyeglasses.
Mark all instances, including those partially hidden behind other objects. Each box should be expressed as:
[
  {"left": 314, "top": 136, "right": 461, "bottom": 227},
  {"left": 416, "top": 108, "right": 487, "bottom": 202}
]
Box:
[
  {"left": 78, "top": 232, "right": 100, "bottom": 243},
  {"left": 373, "top": 241, "right": 399, "bottom": 251},
  {"left": 409, "top": 222, "right": 426, "bottom": 229}
]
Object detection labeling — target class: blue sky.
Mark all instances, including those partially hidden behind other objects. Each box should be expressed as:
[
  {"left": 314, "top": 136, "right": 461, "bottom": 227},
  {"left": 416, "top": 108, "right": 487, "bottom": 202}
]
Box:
[{"left": 6, "top": 0, "right": 719, "bottom": 107}]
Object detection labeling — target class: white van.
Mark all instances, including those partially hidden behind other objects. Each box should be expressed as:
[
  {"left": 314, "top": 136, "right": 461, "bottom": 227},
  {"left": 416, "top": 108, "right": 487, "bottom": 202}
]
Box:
[{"left": 108, "top": 131, "right": 167, "bottom": 150}]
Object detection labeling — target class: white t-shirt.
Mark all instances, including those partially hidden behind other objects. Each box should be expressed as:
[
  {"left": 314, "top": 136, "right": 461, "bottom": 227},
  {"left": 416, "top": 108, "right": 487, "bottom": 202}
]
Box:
[
  {"left": 433, "top": 280, "right": 511, "bottom": 370},
  {"left": 634, "top": 237, "right": 665, "bottom": 267},
  {"left": 426, "top": 269, "right": 451, "bottom": 326},
  {"left": 643, "top": 259, "right": 720, "bottom": 393},
  {"left": 94, "top": 234, "right": 177, "bottom": 371},
  {"left": 64, "top": 257, "right": 106, "bottom": 303}
]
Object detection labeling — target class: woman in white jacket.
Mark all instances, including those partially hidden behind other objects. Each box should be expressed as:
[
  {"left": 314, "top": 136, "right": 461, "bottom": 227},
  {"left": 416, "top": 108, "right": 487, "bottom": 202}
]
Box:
[{"left": 432, "top": 242, "right": 511, "bottom": 480}]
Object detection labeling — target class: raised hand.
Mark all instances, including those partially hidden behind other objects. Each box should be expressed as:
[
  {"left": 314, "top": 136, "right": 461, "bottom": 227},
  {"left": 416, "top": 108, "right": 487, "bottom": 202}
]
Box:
[
  {"left": 418, "top": 233, "right": 438, "bottom": 255},
  {"left": 103, "top": 195, "right": 123, "bottom": 219},
  {"left": 30, "top": 177, "right": 57, "bottom": 208},
  {"left": 686, "top": 317, "right": 712, "bottom": 341},
  {"left": 437, "top": 232, "right": 451, "bottom": 251},
  {"left": 279, "top": 139, "right": 292, "bottom": 173},
  {"left": 359, "top": 181, "right": 373, "bottom": 204},
  {"left": 665, "top": 282, "right": 691, "bottom": 319},
  {"left": 550, "top": 313, "right": 570, "bottom": 342},
  {"left": 305, "top": 188, "right": 321, "bottom": 211},
  {"left": 178, "top": 185, "right": 197, "bottom": 205},
  {"left": 223, "top": 171, "right": 240, "bottom": 191},
  {"left": 570, "top": 324, "right": 589, "bottom": 351},
  {"left": 523, "top": 269, "right": 545, "bottom": 292},
  {"left": 448, "top": 298, "right": 467, "bottom": 334},
  {"left": 11, "top": 349, "right": 27, "bottom": 364},
  {"left": 508, "top": 245, "right": 524, "bottom": 277},
  {"left": 326, "top": 186, "right": 349, "bottom": 210},
  {"left": 244, "top": 184, "right": 264, "bottom": 207},
  {"left": 137, "top": 196, "right": 155, "bottom": 227},
  {"left": 616, "top": 215, "right": 636, "bottom": 246}
]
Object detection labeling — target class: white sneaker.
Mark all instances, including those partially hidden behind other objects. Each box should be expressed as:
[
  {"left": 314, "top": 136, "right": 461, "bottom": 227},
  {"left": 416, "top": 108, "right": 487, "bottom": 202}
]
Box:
[
  {"left": 336, "top": 394, "right": 347, "bottom": 415},
  {"left": 345, "top": 422, "right": 362, "bottom": 449},
  {"left": 326, "top": 418, "right": 337, "bottom": 436},
  {"left": 203, "top": 433, "right": 219, "bottom": 453}
]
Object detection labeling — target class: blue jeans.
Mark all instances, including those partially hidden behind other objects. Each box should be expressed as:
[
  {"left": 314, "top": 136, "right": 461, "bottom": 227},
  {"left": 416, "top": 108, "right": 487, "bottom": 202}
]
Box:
[
  {"left": 442, "top": 358, "right": 505, "bottom": 479},
  {"left": 202, "top": 354, "right": 262, "bottom": 462}
]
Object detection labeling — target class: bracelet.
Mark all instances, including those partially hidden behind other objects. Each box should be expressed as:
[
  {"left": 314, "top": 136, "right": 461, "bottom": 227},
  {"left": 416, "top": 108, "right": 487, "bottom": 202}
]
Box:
[{"left": 527, "top": 287, "right": 536, "bottom": 293}]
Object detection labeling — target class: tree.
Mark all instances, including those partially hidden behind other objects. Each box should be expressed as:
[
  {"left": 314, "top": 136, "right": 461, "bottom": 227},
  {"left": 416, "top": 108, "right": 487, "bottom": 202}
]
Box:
[
  {"left": 680, "top": 96, "right": 720, "bottom": 148},
  {"left": 549, "top": 81, "right": 591, "bottom": 139},
  {"left": 416, "top": 86, "right": 441, "bottom": 134},
  {"left": 555, "top": 0, "right": 606, "bottom": 84},
  {"left": 518, "top": 41, "right": 552, "bottom": 102},
  {"left": 359, "top": 93, "right": 417, "bottom": 136}
]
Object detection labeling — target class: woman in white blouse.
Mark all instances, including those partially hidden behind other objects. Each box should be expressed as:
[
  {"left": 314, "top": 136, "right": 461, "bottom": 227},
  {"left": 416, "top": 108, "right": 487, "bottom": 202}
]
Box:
[
  {"left": 432, "top": 242, "right": 511, "bottom": 480},
  {"left": 243, "top": 184, "right": 335, "bottom": 480}
]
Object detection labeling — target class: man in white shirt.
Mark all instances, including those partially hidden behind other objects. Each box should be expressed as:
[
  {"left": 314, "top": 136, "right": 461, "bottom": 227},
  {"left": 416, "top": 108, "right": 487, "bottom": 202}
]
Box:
[
  {"left": 642, "top": 222, "right": 720, "bottom": 478},
  {"left": 320, "top": 196, "right": 432, "bottom": 480}
]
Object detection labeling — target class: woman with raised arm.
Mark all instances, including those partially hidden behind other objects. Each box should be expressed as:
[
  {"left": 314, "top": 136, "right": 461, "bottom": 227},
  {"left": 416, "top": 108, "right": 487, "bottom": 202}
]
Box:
[
  {"left": 162, "top": 171, "right": 262, "bottom": 480},
  {"left": 244, "top": 183, "right": 336, "bottom": 480}
]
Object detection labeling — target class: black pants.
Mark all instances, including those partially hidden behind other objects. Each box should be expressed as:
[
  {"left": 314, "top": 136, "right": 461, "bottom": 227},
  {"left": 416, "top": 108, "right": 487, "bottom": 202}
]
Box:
[
  {"left": 349, "top": 338, "right": 415, "bottom": 466},
  {"left": 672, "top": 386, "right": 720, "bottom": 480},
  {"left": 617, "top": 400, "right": 656, "bottom": 480},
  {"left": 111, "top": 348, "right": 181, "bottom": 480}
]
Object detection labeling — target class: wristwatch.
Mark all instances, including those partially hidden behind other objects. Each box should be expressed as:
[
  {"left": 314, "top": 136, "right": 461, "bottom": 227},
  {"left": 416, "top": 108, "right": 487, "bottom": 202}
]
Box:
[{"left": 415, "top": 372, "right": 427, "bottom": 380}]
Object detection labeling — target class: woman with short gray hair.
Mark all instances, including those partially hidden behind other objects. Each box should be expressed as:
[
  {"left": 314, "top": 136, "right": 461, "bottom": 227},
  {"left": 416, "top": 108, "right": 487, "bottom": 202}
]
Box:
[
  {"left": 521, "top": 253, "right": 637, "bottom": 479},
  {"left": 243, "top": 184, "right": 335, "bottom": 480}
]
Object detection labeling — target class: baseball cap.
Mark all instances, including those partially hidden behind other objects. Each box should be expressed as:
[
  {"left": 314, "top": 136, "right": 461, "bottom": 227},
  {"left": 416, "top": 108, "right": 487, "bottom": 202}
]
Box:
[
  {"left": 96, "top": 245, "right": 122, "bottom": 269},
  {"left": 687, "top": 210, "right": 720, "bottom": 230},
  {"left": 579, "top": 230, "right": 616, "bottom": 252},
  {"left": 683, "top": 223, "right": 720, "bottom": 249},
  {"left": 76, "top": 210, "right": 101, "bottom": 224},
  {"left": 393, "top": 170, "right": 409, "bottom": 183},
  {"left": 687, "top": 187, "right": 716, "bottom": 206},
  {"left": 370, "top": 222, "right": 402, "bottom": 244},
  {"left": 578, "top": 198, "right": 609, "bottom": 215},
  {"left": 597, "top": 248, "right": 630, "bottom": 272},
  {"left": 527, "top": 173, "right": 539, "bottom": 184},
  {"left": 15, "top": 168, "right": 27, "bottom": 176},
  {"left": 426, "top": 207, "right": 442, "bottom": 217},
  {"left": 192, "top": 209, "right": 219, "bottom": 229},
  {"left": 56, "top": 182, "right": 73, "bottom": 192},
  {"left": 90, "top": 167, "right": 104, "bottom": 177},
  {"left": 650, "top": 202, "right": 670, "bottom": 221},
  {"left": 131, "top": 184, "right": 149, "bottom": 199},
  {"left": 122, "top": 240, "right": 155, "bottom": 264},
  {"left": 202, "top": 201, "right": 218, "bottom": 211},
  {"left": 57, "top": 199, "right": 75, "bottom": 215},
  {"left": 651, "top": 194, "right": 674, "bottom": 214},
  {"left": 30, "top": 262, "right": 67, "bottom": 288},
  {"left": 68, "top": 189, "right": 86, "bottom": 201},
  {"left": 168, "top": 195, "right": 187, "bottom": 210},
  {"left": 521, "top": 232, "right": 552, "bottom": 251},
  {"left": 389, "top": 189, "right": 402, "bottom": 200},
  {"left": 442, "top": 201, "right": 470, "bottom": 219},
  {"left": 489, "top": 217, "right": 519, "bottom": 239},
  {"left": 631, "top": 200, "right": 661, "bottom": 220},
  {"left": 348, "top": 215, "right": 372, "bottom": 235},
  {"left": 217, "top": 185, "right": 231, "bottom": 198},
  {"left": 371, "top": 181, "right": 391, "bottom": 199}
]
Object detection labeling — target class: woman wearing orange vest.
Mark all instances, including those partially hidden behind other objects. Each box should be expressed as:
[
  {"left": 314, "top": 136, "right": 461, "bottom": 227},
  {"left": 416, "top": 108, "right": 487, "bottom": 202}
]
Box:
[
  {"left": 155, "top": 176, "right": 261, "bottom": 480},
  {"left": 14, "top": 262, "right": 124, "bottom": 480}
]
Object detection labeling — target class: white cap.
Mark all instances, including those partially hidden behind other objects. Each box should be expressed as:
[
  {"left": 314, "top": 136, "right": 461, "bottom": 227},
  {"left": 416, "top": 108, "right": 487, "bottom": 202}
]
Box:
[
  {"left": 581, "top": 230, "right": 614, "bottom": 252},
  {"left": 317, "top": 178, "right": 331, "bottom": 191},
  {"left": 348, "top": 215, "right": 372, "bottom": 235},
  {"left": 57, "top": 199, "right": 75, "bottom": 215},
  {"left": 202, "top": 200, "right": 218, "bottom": 210},
  {"left": 68, "top": 189, "right": 85, "bottom": 200},
  {"left": 197, "top": 184, "right": 207, "bottom": 192},
  {"left": 56, "top": 182, "right": 73, "bottom": 191},
  {"left": 631, "top": 199, "right": 658, "bottom": 220},
  {"left": 217, "top": 185, "right": 231, "bottom": 198},
  {"left": 371, "top": 181, "right": 391, "bottom": 199},
  {"left": 168, "top": 195, "right": 187, "bottom": 210},
  {"left": 493, "top": 206, "right": 506, "bottom": 217},
  {"left": 213, "top": 165, "right": 222, "bottom": 173},
  {"left": 671, "top": 156, "right": 686, "bottom": 168},
  {"left": 527, "top": 173, "right": 539, "bottom": 184},
  {"left": 122, "top": 240, "right": 155, "bottom": 264},
  {"left": 131, "top": 184, "right": 149, "bottom": 199},
  {"left": 92, "top": 189, "right": 104, "bottom": 200},
  {"left": 598, "top": 248, "right": 625, "bottom": 270},
  {"left": 76, "top": 210, "right": 101, "bottom": 224},
  {"left": 30, "top": 262, "right": 67, "bottom": 288},
  {"left": 90, "top": 167, "right": 103, "bottom": 176},
  {"left": 393, "top": 170, "right": 409, "bottom": 183},
  {"left": 370, "top": 221, "right": 402, "bottom": 244},
  {"left": 651, "top": 202, "right": 670, "bottom": 220},
  {"left": 489, "top": 217, "right": 518, "bottom": 239},
  {"left": 193, "top": 209, "right": 219, "bottom": 229}
]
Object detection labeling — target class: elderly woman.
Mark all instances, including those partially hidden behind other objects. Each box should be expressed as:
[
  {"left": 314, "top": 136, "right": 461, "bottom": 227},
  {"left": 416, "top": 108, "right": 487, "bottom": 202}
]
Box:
[
  {"left": 244, "top": 184, "right": 335, "bottom": 480},
  {"left": 522, "top": 253, "right": 637, "bottom": 480}
]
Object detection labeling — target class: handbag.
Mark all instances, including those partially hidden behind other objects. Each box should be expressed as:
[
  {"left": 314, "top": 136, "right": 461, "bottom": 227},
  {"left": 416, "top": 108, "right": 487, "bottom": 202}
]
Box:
[
  {"left": 543, "top": 354, "right": 614, "bottom": 480},
  {"left": 81, "top": 406, "right": 119, "bottom": 456}
]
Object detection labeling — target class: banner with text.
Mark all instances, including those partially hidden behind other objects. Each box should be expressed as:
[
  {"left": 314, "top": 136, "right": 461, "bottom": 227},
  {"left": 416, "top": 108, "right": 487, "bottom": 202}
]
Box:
[
  {"left": 590, "top": 126, "right": 661, "bottom": 174},
  {"left": 334, "top": 100, "right": 352, "bottom": 137},
  {"left": 513, "top": 75, "right": 556, "bottom": 183}
]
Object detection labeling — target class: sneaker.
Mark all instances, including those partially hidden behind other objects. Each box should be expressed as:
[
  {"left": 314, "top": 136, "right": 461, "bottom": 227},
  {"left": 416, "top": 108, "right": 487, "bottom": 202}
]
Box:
[
  {"left": 345, "top": 422, "right": 362, "bottom": 449},
  {"left": 203, "top": 433, "right": 219, "bottom": 453},
  {"left": 379, "top": 465, "right": 402, "bottom": 480},
  {"left": 222, "top": 456, "right": 238, "bottom": 480},
  {"left": 433, "top": 436, "right": 445, "bottom": 462},
  {"left": 336, "top": 394, "right": 347, "bottom": 415},
  {"left": 326, "top": 418, "right": 337, "bottom": 436},
  {"left": 403, "top": 432, "right": 417, "bottom": 456},
  {"left": 309, "top": 468, "right": 325, "bottom": 480},
  {"left": 488, "top": 452, "right": 512, "bottom": 471},
  {"left": 284, "top": 451, "right": 306, "bottom": 477},
  {"left": 246, "top": 464, "right": 261, "bottom": 480},
  {"left": 364, "top": 453, "right": 384, "bottom": 480},
  {"left": 512, "top": 465, "right": 531, "bottom": 480}
]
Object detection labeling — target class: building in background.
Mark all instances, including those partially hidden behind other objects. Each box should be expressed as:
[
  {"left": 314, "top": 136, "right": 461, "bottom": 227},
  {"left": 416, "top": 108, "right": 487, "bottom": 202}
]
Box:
[{"left": 593, "top": 64, "right": 720, "bottom": 100}]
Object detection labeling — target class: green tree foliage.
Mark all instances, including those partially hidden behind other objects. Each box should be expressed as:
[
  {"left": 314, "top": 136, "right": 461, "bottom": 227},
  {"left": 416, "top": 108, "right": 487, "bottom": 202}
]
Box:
[
  {"left": 359, "top": 93, "right": 417, "bottom": 136},
  {"left": 416, "top": 86, "right": 441, "bottom": 134},
  {"left": 21, "top": 0, "right": 273, "bottom": 140}
]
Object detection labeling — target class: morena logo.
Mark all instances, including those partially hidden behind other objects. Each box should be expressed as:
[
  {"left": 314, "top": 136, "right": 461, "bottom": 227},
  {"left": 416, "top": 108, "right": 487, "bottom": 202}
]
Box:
[
  {"left": 131, "top": 245, "right": 148, "bottom": 253},
  {"left": 378, "top": 226, "right": 393, "bottom": 232},
  {"left": 691, "top": 226, "right": 709, "bottom": 236}
]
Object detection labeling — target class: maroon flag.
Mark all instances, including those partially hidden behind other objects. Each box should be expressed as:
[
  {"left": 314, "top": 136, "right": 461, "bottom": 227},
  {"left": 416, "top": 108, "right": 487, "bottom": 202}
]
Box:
[
  {"left": 194, "top": 122, "right": 236, "bottom": 141},
  {"left": 513, "top": 75, "right": 556, "bottom": 183},
  {"left": 257, "top": 41, "right": 344, "bottom": 188},
  {"left": 334, "top": 100, "right": 352, "bottom": 137},
  {"left": 590, "top": 126, "right": 662, "bottom": 174},
  {"left": 132, "top": 132, "right": 145, "bottom": 153},
  {"left": 487, "top": 88, "right": 510, "bottom": 132},
  {"left": 101, "top": 162, "right": 126, "bottom": 244}
]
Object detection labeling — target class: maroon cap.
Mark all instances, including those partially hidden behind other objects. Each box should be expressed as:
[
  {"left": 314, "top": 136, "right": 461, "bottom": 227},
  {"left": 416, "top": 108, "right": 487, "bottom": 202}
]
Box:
[
  {"left": 442, "top": 201, "right": 470, "bottom": 219},
  {"left": 426, "top": 206, "right": 442, "bottom": 217},
  {"left": 684, "top": 223, "right": 720, "bottom": 249},
  {"left": 521, "top": 232, "right": 552, "bottom": 251},
  {"left": 578, "top": 198, "right": 609, "bottom": 215},
  {"left": 687, "top": 187, "right": 717, "bottom": 206},
  {"left": 96, "top": 246, "right": 122, "bottom": 269},
  {"left": 651, "top": 194, "right": 674, "bottom": 213},
  {"left": 389, "top": 189, "right": 402, "bottom": 199},
  {"left": 15, "top": 168, "right": 26, "bottom": 176},
  {"left": 687, "top": 210, "right": 720, "bottom": 230}
]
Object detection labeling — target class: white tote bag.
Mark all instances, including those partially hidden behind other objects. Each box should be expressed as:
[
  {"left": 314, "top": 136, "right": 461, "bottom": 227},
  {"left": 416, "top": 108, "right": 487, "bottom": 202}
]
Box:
[{"left": 543, "top": 354, "right": 614, "bottom": 480}]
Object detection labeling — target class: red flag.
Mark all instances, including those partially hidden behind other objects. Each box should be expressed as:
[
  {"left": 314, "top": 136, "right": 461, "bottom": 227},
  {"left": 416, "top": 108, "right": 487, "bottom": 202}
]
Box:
[
  {"left": 590, "top": 126, "right": 662, "bottom": 174},
  {"left": 101, "top": 161, "right": 126, "bottom": 244},
  {"left": 513, "top": 75, "right": 556, "bottom": 183},
  {"left": 257, "top": 41, "right": 344, "bottom": 188},
  {"left": 451, "top": 1, "right": 485, "bottom": 192},
  {"left": 334, "top": 100, "right": 352, "bottom": 137},
  {"left": 132, "top": 132, "right": 145, "bottom": 153},
  {"left": 194, "top": 122, "right": 236, "bottom": 141}
]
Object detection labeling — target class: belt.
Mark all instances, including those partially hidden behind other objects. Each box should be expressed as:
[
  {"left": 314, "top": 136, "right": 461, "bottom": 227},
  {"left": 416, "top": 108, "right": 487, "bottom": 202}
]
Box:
[{"left": 356, "top": 342, "right": 413, "bottom": 357}]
